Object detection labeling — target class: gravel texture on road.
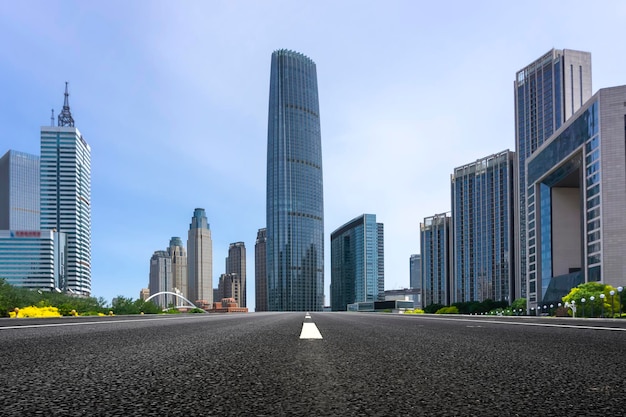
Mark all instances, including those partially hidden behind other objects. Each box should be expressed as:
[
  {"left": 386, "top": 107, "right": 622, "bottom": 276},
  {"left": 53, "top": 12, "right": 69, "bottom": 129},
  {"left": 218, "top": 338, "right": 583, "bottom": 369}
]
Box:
[{"left": 1, "top": 313, "right": 624, "bottom": 416}]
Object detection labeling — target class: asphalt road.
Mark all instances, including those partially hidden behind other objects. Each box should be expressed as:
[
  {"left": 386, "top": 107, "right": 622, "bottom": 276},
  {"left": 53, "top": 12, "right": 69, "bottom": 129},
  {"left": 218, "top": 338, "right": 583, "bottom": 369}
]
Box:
[{"left": 1, "top": 313, "right": 625, "bottom": 416}]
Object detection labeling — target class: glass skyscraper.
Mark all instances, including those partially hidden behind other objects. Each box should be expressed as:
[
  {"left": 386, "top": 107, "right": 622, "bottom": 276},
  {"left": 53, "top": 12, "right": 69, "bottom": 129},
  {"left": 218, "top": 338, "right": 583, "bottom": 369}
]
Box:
[
  {"left": 0, "top": 150, "right": 40, "bottom": 230},
  {"left": 266, "top": 49, "right": 324, "bottom": 311},
  {"left": 40, "top": 84, "right": 92, "bottom": 296},
  {"left": 255, "top": 228, "right": 267, "bottom": 312},
  {"left": 420, "top": 213, "right": 451, "bottom": 307},
  {"left": 451, "top": 150, "right": 515, "bottom": 304},
  {"left": 514, "top": 49, "right": 591, "bottom": 302},
  {"left": 330, "top": 214, "right": 384, "bottom": 311}
]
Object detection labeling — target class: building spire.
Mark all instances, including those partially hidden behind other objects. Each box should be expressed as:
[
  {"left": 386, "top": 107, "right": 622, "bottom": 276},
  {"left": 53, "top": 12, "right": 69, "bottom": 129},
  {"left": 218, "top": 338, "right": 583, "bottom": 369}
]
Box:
[{"left": 57, "top": 82, "right": 75, "bottom": 127}]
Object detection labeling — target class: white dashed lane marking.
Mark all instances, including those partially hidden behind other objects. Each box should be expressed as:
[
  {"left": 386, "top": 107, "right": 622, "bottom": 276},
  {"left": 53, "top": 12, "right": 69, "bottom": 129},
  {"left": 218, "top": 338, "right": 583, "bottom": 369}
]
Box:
[{"left": 299, "top": 314, "right": 323, "bottom": 339}]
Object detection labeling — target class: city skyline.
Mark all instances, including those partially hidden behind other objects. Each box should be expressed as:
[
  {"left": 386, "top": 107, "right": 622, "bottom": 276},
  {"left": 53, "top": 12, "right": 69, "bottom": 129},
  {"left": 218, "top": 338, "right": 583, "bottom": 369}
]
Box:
[{"left": 2, "top": 2, "right": 626, "bottom": 309}]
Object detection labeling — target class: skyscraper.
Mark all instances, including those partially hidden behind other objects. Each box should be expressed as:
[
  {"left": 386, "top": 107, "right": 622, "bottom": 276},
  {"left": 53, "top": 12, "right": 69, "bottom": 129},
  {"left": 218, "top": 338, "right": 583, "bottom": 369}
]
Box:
[
  {"left": 168, "top": 237, "right": 187, "bottom": 298},
  {"left": 420, "top": 213, "right": 452, "bottom": 307},
  {"left": 149, "top": 250, "right": 171, "bottom": 309},
  {"left": 0, "top": 150, "right": 40, "bottom": 230},
  {"left": 266, "top": 50, "right": 324, "bottom": 311},
  {"left": 255, "top": 228, "right": 267, "bottom": 312},
  {"left": 226, "top": 242, "right": 246, "bottom": 307},
  {"left": 40, "top": 83, "right": 91, "bottom": 296},
  {"left": 218, "top": 273, "right": 243, "bottom": 307},
  {"left": 409, "top": 254, "right": 421, "bottom": 290},
  {"left": 451, "top": 150, "right": 515, "bottom": 304},
  {"left": 514, "top": 49, "right": 591, "bottom": 302},
  {"left": 187, "top": 208, "right": 213, "bottom": 305},
  {"left": 330, "top": 214, "right": 384, "bottom": 311}
]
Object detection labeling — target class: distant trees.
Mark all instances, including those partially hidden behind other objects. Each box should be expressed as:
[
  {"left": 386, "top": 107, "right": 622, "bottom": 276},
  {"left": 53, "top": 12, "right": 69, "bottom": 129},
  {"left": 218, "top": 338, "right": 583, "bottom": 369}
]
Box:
[{"left": 0, "top": 279, "right": 161, "bottom": 317}]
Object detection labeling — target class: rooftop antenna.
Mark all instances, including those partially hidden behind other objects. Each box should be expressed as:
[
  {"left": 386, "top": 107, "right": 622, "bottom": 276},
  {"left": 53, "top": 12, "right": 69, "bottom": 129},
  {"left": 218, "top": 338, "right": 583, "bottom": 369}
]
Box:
[
  {"left": 57, "top": 81, "right": 75, "bottom": 127},
  {"left": 50, "top": 109, "right": 55, "bottom": 127}
]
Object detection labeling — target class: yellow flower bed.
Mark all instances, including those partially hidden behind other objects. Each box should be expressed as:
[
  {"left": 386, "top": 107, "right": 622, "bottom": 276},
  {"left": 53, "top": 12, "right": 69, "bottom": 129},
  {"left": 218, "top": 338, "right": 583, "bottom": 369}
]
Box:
[{"left": 9, "top": 306, "right": 62, "bottom": 318}]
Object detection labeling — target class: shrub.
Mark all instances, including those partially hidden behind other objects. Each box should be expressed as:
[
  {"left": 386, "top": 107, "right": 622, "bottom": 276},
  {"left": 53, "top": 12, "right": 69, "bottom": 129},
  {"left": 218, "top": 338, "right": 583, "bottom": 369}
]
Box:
[
  {"left": 435, "top": 306, "right": 459, "bottom": 315},
  {"left": 9, "top": 305, "right": 61, "bottom": 318}
]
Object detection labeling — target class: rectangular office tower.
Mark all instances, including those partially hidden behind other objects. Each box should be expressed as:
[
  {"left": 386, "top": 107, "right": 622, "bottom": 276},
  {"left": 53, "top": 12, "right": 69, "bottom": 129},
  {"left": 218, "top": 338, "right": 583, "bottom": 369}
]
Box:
[
  {"left": 330, "top": 214, "right": 384, "bottom": 311},
  {"left": 0, "top": 230, "right": 66, "bottom": 290},
  {"left": 451, "top": 150, "right": 515, "bottom": 304},
  {"left": 420, "top": 213, "right": 452, "bottom": 307},
  {"left": 525, "top": 85, "right": 626, "bottom": 308},
  {"left": 255, "top": 228, "right": 267, "bottom": 312},
  {"left": 149, "top": 250, "right": 172, "bottom": 309},
  {"left": 226, "top": 242, "right": 246, "bottom": 307},
  {"left": 514, "top": 49, "right": 591, "bottom": 301},
  {"left": 40, "top": 84, "right": 92, "bottom": 295},
  {"left": 266, "top": 50, "right": 324, "bottom": 311},
  {"left": 0, "top": 150, "right": 40, "bottom": 230}
]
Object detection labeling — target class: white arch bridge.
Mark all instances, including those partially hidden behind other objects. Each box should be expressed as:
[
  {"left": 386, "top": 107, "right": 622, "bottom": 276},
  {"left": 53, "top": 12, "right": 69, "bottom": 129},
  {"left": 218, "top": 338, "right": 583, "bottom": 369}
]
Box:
[{"left": 144, "top": 291, "right": 207, "bottom": 312}]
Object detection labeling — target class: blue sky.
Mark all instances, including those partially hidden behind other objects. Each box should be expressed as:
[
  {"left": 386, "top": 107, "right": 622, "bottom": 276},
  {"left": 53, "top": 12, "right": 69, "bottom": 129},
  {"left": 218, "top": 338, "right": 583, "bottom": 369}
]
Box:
[{"left": 2, "top": 1, "right": 626, "bottom": 309}]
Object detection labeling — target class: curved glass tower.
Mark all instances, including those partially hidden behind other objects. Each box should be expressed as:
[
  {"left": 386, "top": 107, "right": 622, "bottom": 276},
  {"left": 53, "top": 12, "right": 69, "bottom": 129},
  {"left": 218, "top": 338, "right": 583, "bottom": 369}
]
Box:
[{"left": 266, "top": 50, "right": 324, "bottom": 311}]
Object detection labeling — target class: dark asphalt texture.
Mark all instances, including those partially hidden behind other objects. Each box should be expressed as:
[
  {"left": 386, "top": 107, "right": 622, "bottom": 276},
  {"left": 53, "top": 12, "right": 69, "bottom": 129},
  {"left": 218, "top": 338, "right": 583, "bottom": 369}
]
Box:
[{"left": 1, "top": 313, "right": 625, "bottom": 416}]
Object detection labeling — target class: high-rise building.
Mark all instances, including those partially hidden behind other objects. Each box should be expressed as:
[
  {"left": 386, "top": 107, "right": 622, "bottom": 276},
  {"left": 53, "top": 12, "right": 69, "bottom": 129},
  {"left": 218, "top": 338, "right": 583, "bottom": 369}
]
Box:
[
  {"left": 0, "top": 150, "right": 40, "bottom": 230},
  {"left": 0, "top": 230, "right": 66, "bottom": 290},
  {"left": 451, "top": 150, "right": 515, "bottom": 304},
  {"left": 409, "top": 254, "right": 421, "bottom": 290},
  {"left": 168, "top": 237, "right": 187, "bottom": 298},
  {"left": 514, "top": 49, "right": 591, "bottom": 302},
  {"left": 330, "top": 214, "right": 384, "bottom": 311},
  {"left": 525, "top": 85, "right": 626, "bottom": 308},
  {"left": 255, "top": 228, "right": 267, "bottom": 312},
  {"left": 187, "top": 208, "right": 213, "bottom": 305},
  {"left": 40, "top": 83, "right": 92, "bottom": 296},
  {"left": 149, "top": 250, "right": 171, "bottom": 309},
  {"left": 226, "top": 242, "right": 246, "bottom": 307},
  {"left": 420, "top": 213, "right": 452, "bottom": 307},
  {"left": 266, "top": 49, "right": 324, "bottom": 311},
  {"left": 218, "top": 273, "right": 243, "bottom": 307}
]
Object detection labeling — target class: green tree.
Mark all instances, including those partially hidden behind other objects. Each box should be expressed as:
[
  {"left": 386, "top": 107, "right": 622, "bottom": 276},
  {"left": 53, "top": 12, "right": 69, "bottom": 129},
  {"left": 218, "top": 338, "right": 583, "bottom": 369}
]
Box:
[
  {"left": 562, "top": 282, "right": 618, "bottom": 318},
  {"left": 424, "top": 303, "right": 445, "bottom": 314},
  {"left": 511, "top": 298, "right": 527, "bottom": 315}
]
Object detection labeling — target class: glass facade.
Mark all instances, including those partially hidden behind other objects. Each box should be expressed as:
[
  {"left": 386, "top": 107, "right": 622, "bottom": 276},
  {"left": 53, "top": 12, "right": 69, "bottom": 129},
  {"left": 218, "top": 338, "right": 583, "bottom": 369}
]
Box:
[
  {"left": 526, "top": 100, "right": 598, "bottom": 304},
  {"left": 514, "top": 49, "right": 591, "bottom": 302},
  {"left": 0, "top": 230, "right": 66, "bottom": 290},
  {"left": 266, "top": 50, "right": 324, "bottom": 311},
  {"left": 420, "top": 213, "right": 451, "bottom": 307},
  {"left": 149, "top": 250, "right": 172, "bottom": 308},
  {"left": 330, "top": 214, "right": 384, "bottom": 311},
  {"left": 40, "top": 126, "right": 92, "bottom": 296},
  {"left": 255, "top": 228, "right": 267, "bottom": 311},
  {"left": 451, "top": 151, "right": 515, "bottom": 304},
  {"left": 0, "top": 150, "right": 40, "bottom": 230},
  {"left": 409, "top": 254, "right": 421, "bottom": 290}
]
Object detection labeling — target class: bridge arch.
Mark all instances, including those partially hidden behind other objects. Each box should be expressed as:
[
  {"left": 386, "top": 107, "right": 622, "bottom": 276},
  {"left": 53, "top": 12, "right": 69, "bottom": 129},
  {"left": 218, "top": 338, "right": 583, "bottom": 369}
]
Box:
[{"left": 144, "top": 291, "right": 206, "bottom": 312}]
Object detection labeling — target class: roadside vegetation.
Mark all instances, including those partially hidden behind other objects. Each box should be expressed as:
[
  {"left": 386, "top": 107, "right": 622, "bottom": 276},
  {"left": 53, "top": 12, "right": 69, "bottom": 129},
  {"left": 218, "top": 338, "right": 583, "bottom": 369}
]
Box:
[{"left": 0, "top": 279, "right": 162, "bottom": 317}]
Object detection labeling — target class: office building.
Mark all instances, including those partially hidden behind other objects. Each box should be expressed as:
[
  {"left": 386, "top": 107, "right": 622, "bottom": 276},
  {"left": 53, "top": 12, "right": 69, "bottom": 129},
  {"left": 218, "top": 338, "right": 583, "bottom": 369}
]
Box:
[
  {"left": 514, "top": 49, "right": 591, "bottom": 301},
  {"left": 218, "top": 273, "right": 243, "bottom": 307},
  {"left": 187, "top": 208, "right": 213, "bottom": 305},
  {"left": 409, "top": 254, "right": 421, "bottom": 290},
  {"left": 139, "top": 288, "right": 150, "bottom": 301},
  {"left": 0, "top": 230, "right": 66, "bottom": 290},
  {"left": 451, "top": 150, "right": 515, "bottom": 304},
  {"left": 149, "top": 250, "right": 171, "bottom": 309},
  {"left": 525, "top": 85, "right": 626, "bottom": 308},
  {"left": 0, "top": 150, "right": 40, "bottom": 230},
  {"left": 255, "top": 228, "right": 267, "bottom": 312},
  {"left": 266, "top": 49, "right": 324, "bottom": 311},
  {"left": 226, "top": 242, "right": 246, "bottom": 307},
  {"left": 40, "top": 83, "right": 92, "bottom": 295},
  {"left": 168, "top": 237, "right": 187, "bottom": 298},
  {"left": 420, "top": 213, "right": 452, "bottom": 307},
  {"left": 330, "top": 214, "right": 384, "bottom": 311}
]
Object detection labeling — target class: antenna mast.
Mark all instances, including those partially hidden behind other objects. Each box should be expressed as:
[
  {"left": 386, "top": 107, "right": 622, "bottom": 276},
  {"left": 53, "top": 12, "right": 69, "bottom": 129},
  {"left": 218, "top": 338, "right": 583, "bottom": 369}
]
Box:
[{"left": 57, "top": 82, "right": 75, "bottom": 127}]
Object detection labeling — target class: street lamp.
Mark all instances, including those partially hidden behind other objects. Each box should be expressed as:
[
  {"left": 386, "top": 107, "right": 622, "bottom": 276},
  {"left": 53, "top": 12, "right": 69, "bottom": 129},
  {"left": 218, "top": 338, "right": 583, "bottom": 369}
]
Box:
[
  {"left": 618, "top": 286, "right": 624, "bottom": 317},
  {"left": 609, "top": 290, "right": 615, "bottom": 318},
  {"left": 600, "top": 293, "right": 606, "bottom": 318},
  {"left": 571, "top": 300, "right": 576, "bottom": 318},
  {"left": 590, "top": 295, "right": 595, "bottom": 317},
  {"left": 581, "top": 298, "right": 586, "bottom": 318},
  {"left": 550, "top": 304, "right": 554, "bottom": 316}
]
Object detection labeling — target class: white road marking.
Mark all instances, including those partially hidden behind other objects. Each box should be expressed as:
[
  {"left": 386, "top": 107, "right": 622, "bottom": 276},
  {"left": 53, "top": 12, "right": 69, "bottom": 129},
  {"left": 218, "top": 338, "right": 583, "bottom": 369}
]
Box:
[
  {"left": 299, "top": 322, "right": 323, "bottom": 339},
  {"left": 0, "top": 315, "right": 212, "bottom": 330},
  {"left": 401, "top": 315, "right": 626, "bottom": 332}
]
